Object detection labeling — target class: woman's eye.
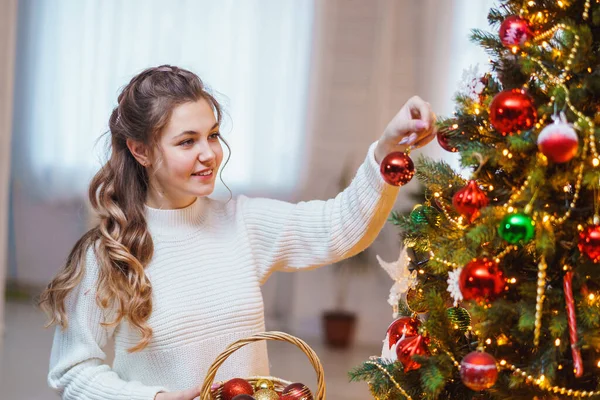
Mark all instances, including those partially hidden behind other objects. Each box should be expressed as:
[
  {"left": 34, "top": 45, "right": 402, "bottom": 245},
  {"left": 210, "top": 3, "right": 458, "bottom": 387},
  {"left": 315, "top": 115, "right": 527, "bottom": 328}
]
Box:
[
  {"left": 179, "top": 139, "right": 194, "bottom": 146},
  {"left": 209, "top": 132, "right": 221, "bottom": 140}
]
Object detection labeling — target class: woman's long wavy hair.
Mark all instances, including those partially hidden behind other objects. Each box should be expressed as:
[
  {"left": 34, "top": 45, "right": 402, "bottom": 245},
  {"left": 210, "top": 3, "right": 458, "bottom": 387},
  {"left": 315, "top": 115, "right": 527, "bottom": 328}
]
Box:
[{"left": 38, "top": 65, "right": 230, "bottom": 352}]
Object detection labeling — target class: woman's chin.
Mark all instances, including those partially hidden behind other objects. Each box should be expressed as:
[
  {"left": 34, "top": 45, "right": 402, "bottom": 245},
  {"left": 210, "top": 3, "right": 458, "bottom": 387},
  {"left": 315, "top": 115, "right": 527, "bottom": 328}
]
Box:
[{"left": 189, "top": 185, "right": 214, "bottom": 197}]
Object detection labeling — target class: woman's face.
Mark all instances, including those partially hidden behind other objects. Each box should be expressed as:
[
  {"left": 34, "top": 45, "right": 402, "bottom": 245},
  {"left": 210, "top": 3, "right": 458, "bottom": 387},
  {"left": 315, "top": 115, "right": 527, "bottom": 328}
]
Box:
[{"left": 147, "top": 98, "right": 223, "bottom": 209}]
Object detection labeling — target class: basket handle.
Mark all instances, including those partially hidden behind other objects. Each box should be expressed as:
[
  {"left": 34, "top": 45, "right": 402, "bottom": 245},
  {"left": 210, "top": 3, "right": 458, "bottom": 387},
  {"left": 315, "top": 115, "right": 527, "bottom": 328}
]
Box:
[{"left": 199, "top": 331, "right": 326, "bottom": 400}]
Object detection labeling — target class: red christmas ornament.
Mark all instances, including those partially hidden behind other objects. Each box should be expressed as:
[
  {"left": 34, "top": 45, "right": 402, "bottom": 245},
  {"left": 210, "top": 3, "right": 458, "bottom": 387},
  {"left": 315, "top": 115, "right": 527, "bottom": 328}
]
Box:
[
  {"left": 489, "top": 89, "right": 537, "bottom": 135},
  {"left": 281, "top": 382, "right": 313, "bottom": 400},
  {"left": 396, "top": 334, "right": 430, "bottom": 372},
  {"left": 452, "top": 180, "right": 489, "bottom": 223},
  {"left": 578, "top": 224, "right": 600, "bottom": 263},
  {"left": 459, "top": 258, "right": 506, "bottom": 303},
  {"left": 380, "top": 152, "right": 415, "bottom": 186},
  {"left": 232, "top": 396, "right": 256, "bottom": 400},
  {"left": 222, "top": 378, "right": 255, "bottom": 400},
  {"left": 460, "top": 351, "right": 499, "bottom": 391},
  {"left": 381, "top": 317, "right": 420, "bottom": 360},
  {"left": 437, "top": 130, "right": 459, "bottom": 152},
  {"left": 537, "top": 114, "right": 579, "bottom": 163},
  {"left": 499, "top": 16, "right": 533, "bottom": 48}
]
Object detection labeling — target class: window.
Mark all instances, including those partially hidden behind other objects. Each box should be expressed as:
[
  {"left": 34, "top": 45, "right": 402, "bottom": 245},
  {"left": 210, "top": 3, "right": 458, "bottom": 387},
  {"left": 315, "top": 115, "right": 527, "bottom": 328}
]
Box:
[{"left": 11, "top": 0, "right": 314, "bottom": 201}]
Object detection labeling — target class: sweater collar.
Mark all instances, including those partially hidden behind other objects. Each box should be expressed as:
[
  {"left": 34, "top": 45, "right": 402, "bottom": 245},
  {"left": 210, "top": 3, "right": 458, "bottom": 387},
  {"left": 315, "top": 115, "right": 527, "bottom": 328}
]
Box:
[{"left": 144, "top": 197, "right": 207, "bottom": 239}]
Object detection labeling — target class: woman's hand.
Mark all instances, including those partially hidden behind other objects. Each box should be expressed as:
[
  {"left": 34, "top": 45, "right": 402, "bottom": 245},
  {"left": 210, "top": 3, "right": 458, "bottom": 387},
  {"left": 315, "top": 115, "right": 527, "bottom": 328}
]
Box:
[
  {"left": 374, "top": 95, "right": 437, "bottom": 164},
  {"left": 154, "top": 386, "right": 202, "bottom": 400}
]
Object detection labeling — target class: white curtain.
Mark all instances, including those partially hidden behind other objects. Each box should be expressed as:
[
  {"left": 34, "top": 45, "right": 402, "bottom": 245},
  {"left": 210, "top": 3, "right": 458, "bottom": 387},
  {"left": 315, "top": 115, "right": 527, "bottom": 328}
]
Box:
[
  {"left": 11, "top": 0, "right": 314, "bottom": 202},
  {"left": 447, "top": 0, "right": 499, "bottom": 106},
  {"left": 419, "top": 0, "right": 497, "bottom": 116},
  {"left": 1, "top": 0, "right": 18, "bottom": 348},
  {"left": 417, "top": 0, "right": 497, "bottom": 172}
]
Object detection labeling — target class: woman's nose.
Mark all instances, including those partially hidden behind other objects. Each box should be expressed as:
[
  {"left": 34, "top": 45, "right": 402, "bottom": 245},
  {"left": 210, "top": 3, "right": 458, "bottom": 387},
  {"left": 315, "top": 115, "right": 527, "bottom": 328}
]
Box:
[{"left": 197, "top": 141, "right": 215, "bottom": 163}]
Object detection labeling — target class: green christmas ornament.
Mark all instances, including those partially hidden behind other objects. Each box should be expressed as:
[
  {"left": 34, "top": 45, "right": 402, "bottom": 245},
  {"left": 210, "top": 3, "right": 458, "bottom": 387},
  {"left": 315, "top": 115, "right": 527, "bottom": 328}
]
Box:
[
  {"left": 498, "top": 212, "right": 535, "bottom": 244},
  {"left": 447, "top": 307, "right": 471, "bottom": 333},
  {"left": 410, "top": 204, "right": 441, "bottom": 226}
]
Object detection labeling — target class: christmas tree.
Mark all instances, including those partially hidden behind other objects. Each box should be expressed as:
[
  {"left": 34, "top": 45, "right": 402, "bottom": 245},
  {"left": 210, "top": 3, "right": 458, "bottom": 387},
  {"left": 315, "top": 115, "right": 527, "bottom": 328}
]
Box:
[{"left": 350, "top": 1, "right": 600, "bottom": 399}]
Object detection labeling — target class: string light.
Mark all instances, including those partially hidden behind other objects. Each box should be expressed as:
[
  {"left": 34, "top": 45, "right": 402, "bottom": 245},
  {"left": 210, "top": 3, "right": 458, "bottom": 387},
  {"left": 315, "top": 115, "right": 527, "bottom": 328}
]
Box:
[
  {"left": 429, "top": 246, "right": 516, "bottom": 273},
  {"left": 583, "top": 0, "right": 591, "bottom": 20},
  {"left": 494, "top": 245, "right": 518, "bottom": 264},
  {"left": 365, "top": 360, "right": 413, "bottom": 400},
  {"left": 504, "top": 175, "right": 532, "bottom": 209},
  {"left": 497, "top": 334, "right": 509, "bottom": 346},
  {"left": 434, "top": 196, "right": 467, "bottom": 229},
  {"left": 552, "top": 161, "right": 585, "bottom": 225},
  {"left": 502, "top": 362, "right": 599, "bottom": 397},
  {"left": 534, "top": 24, "right": 562, "bottom": 43},
  {"left": 429, "top": 251, "right": 459, "bottom": 269}
]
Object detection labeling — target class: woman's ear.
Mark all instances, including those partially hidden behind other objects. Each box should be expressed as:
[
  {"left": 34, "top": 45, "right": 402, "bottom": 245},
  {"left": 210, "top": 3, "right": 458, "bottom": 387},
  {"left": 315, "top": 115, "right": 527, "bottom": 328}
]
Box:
[{"left": 126, "top": 138, "right": 151, "bottom": 166}]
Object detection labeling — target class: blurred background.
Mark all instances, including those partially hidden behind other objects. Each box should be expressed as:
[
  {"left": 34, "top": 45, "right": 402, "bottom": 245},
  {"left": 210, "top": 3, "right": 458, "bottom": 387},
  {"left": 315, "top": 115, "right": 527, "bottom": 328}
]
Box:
[{"left": 0, "top": 0, "right": 495, "bottom": 398}]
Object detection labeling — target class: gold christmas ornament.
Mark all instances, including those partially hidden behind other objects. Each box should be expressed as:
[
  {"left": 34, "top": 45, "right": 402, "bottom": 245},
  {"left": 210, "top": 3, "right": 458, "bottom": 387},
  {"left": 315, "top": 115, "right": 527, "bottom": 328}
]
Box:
[
  {"left": 253, "top": 388, "right": 279, "bottom": 400},
  {"left": 254, "top": 379, "right": 275, "bottom": 391}
]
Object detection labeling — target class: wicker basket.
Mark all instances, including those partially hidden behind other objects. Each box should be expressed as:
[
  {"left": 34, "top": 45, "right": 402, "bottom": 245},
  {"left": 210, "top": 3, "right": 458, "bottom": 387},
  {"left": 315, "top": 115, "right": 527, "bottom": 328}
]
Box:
[{"left": 199, "top": 331, "right": 326, "bottom": 400}]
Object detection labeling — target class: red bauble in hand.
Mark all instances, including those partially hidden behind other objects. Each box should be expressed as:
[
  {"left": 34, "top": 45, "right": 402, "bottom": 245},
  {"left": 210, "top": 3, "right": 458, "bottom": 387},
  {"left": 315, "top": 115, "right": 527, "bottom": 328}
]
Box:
[
  {"left": 489, "top": 89, "right": 537, "bottom": 135},
  {"left": 578, "top": 224, "right": 600, "bottom": 263},
  {"left": 499, "top": 16, "right": 533, "bottom": 48},
  {"left": 396, "top": 334, "right": 430, "bottom": 372},
  {"left": 460, "top": 351, "right": 498, "bottom": 391},
  {"left": 380, "top": 152, "right": 415, "bottom": 186},
  {"left": 452, "top": 180, "right": 489, "bottom": 223},
  {"left": 459, "top": 258, "right": 506, "bottom": 303},
  {"left": 222, "top": 378, "right": 254, "bottom": 400},
  {"left": 281, "top": 382, "right": 313, "bottom": 400}
]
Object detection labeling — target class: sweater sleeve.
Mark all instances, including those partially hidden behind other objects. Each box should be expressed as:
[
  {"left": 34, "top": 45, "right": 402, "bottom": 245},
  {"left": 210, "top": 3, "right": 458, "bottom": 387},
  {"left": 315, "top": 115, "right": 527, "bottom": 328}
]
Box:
[
  {"left": 47, "top": 247, "right": 168, "bottom": 400},
  {"left": 239, "top": 140, "right": 400, "bottom": 284}
]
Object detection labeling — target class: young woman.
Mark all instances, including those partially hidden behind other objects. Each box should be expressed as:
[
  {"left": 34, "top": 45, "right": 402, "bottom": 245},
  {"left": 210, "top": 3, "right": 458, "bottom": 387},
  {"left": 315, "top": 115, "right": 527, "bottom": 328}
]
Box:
[{"left": 39, "top": 65, "right": 436, "bottom": 400}]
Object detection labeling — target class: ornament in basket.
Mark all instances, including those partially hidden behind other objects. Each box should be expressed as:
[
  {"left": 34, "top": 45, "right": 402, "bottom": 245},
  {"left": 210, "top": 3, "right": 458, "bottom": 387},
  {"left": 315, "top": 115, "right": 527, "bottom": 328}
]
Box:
[{"left": 199, "top": 331, "right": 325, "bottom": 400}]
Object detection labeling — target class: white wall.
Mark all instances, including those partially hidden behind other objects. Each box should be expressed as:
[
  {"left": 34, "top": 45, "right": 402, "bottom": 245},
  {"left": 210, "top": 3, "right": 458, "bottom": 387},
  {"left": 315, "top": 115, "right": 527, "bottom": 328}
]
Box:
[{"left": 0, "top": 0, "right": 18, "bottom": 346}]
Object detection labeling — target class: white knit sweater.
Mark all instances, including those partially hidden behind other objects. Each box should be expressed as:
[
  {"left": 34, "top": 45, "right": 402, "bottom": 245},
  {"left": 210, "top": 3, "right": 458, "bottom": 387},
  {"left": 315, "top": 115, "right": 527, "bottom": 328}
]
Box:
[{"left": 48, "top": 141, "right": 400, "bottom": 399}]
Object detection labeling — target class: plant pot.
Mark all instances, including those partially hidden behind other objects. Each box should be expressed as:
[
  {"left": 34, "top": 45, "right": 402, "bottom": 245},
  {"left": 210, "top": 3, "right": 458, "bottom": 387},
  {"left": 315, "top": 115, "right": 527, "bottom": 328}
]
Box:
[{"left": 322, "top": 310, "right": 356, "bottom": 349}]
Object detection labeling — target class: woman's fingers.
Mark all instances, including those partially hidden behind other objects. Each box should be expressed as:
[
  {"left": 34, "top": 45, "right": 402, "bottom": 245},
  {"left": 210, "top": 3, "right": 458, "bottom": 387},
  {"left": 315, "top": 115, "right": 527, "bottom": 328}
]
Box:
[{"left": 410, "top": 131, "right": 436, "bottom": 150}]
